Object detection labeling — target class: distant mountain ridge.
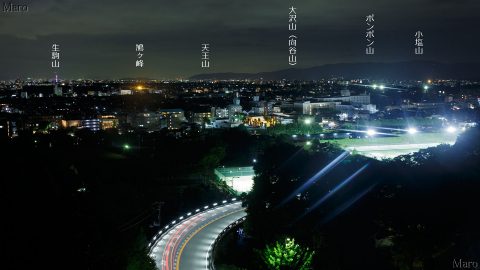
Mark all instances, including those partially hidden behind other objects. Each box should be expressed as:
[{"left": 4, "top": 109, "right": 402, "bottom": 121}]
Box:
[{"left": 189, "top": 61, "right": 480, "bottom": 80}]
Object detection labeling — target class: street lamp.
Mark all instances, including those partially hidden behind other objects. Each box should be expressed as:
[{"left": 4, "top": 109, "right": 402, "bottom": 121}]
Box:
[
  {"left": 446, "top": 126, "right": 457, "bottom": 133},
  {"left": 123, "top": 144, "right": 130, "bottom": 150},
  {"left": 304, "top": 118, "right": 312, "bottom": 125},
  {"left": 407, "top": 127, "right": 418, "bottom": 134},
  {"left": 366, "top": 129, "right": 376, "bottom": 136}
]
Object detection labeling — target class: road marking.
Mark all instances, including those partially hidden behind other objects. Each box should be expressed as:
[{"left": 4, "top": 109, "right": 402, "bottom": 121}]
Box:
[{"left": 175, "top": 208, "right": 245, "bottom": 270}]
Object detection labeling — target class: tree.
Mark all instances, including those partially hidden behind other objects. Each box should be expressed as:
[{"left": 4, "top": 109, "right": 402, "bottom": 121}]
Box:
[
  {"left": 199, "top": 145, "right": 226, "bottom": 182},
  {"left": 259, "top": 237, "right": 315, "bottom": 270},
  {"left": 126, "top": 232, "right": 157, "bottom": 270}
]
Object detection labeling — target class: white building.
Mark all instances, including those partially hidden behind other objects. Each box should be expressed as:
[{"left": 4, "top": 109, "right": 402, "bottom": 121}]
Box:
[{"left": 214, "top": 166, "right": 255, "bottom": 193}]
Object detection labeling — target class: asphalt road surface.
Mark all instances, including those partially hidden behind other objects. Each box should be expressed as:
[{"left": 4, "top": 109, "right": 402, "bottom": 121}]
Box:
[{"left": 150, "top": 202, "right": 247, "bottom": 270}]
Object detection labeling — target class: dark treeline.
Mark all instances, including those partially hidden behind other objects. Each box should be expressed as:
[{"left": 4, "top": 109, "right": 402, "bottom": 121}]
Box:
[
  {"left": 3, "top": 127, "right": 480, "bottom": 270},
  {"left": 2, "top": 127, "right": 265, "bottom": 270},
  {"left": 244, "top": 128, "right": 480, "bottom": 270}
]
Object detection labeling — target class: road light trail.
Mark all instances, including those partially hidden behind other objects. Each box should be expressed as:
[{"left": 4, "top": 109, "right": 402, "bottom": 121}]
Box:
[{"left": 149, "top": 202, "right": 247, "bottom": 270}]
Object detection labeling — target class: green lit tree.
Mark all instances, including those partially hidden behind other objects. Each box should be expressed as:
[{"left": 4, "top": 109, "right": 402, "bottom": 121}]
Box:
[{"left": 259, "top": 237, "right": 315, "bottom": 270}]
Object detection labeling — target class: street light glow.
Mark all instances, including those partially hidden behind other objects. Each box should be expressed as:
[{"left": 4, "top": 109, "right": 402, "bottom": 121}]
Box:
[
  {"left": 423, "top": 85, "right": 429, "bottom": 90},
  {"left": 407, "top": 127, "right": 418, "bottom": 134},
  {"left": 304, "top": 118, "right": 312, "bottom": 125},
  {"left": 446, "top": 126, "right": 457, "bottom": 133},
  {"left": 123, "top": 144, "right": 130, "bottom": 150},
  {"left": 372, "top": 84, "right": 378, "bottom": 89},
  {"left": 379, "top": 85, "right": 385, "bottom": 90},
  {"left": 366, "top": 129, "right": 376, "bottom": 136}
]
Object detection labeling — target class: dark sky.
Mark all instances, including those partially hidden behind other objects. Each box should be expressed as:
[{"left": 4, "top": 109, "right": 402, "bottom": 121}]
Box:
[{"left": 0, "top": 0, "right": 479, "bottom": 80}]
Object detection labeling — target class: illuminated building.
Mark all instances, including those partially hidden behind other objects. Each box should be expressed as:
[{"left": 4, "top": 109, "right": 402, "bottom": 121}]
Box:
[
  {"left": 99, "top": 115, "right": 119, "bottom": 130},
  {"left": 211, "top": 107, "right": 229, "bottom": 118},
  {"left": 245, "top": 115, "right": 276, "bottom": 128},
  {"left": 82, "top": 119, "right": 100, "bottom": 131},
  {"left": 60, "top": 119, "right": 81, "bottom": 129},
  {"left": 159, "top": 109, "right": 185, "bottom": 130},
  {"left": 214, "top": 166, "right": 255, "bottom": 193},
  {"left": 120, "top": 89, "right": 133, "bottom": 95},
  {"left": 192, "top": 111, "right": 212, "bottom": 125}
]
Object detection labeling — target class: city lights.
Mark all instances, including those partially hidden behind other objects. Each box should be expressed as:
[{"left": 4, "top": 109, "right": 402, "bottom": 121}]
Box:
[{"left": 2, "top": 3, "right": 477, "bottom": 269}]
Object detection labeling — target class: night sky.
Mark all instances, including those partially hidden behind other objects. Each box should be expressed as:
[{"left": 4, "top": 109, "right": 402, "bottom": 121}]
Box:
[{"left": 0, "top": 0, "right": 479, "bottom": 80}]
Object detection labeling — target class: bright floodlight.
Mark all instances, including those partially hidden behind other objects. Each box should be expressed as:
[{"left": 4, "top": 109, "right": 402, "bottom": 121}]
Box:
[
  {"left": 423, "top": 85, "right": 429, "bottom": 90},
  {"left": 407, "top": 127, "right": 418, "bottom": 134},
  {"left": 446, "top": 126, "right": 457, "bottom": 133},
  {"left": 372, "top": 84, "right": 378, "bottom": 89},
  {"left": 304, "top": 118, "right": 312, "bottom": 125},
  {"left": 306, "top": 141, "right": 312, "bottom": 146},
  {"left": 366, "top": 129, "right": 376, "bottom": 136},
  {"left": 379, "top": 85, "right": 385, "bottom": 90},
  {"left": 123, "top": 144, "right": 130, "bottom": 150},
  {"left": 253, "top": 159, "right": 257, "bottom": 163}
]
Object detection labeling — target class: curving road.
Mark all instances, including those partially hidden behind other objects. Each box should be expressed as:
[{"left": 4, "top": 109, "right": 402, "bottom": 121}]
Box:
[{"left": 149, "top": 201, "right": 247, "bottom": 270}]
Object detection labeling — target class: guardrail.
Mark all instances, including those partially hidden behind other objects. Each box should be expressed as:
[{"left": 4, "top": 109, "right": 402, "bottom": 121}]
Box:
[
  {"left": 207, "top": 215, "right": 247, "bottom": 270},
  {"left": 147, "top": 197, "right": 239, "bottom": 254}
]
